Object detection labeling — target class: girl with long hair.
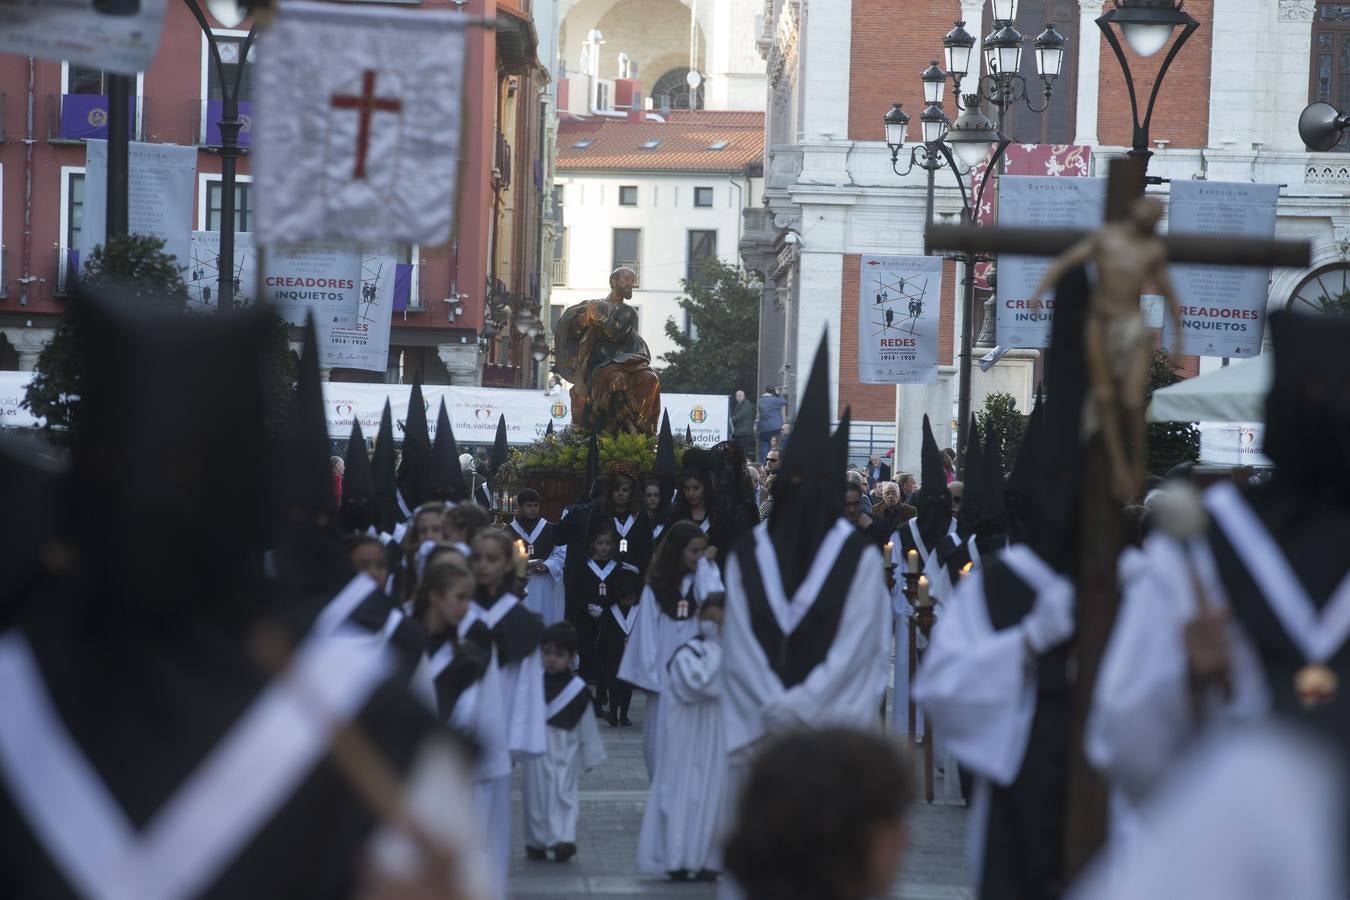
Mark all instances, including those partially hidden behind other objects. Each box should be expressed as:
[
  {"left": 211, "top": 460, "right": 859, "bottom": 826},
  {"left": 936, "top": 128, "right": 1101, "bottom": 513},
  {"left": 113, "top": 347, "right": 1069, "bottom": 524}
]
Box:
[{"left": 617, "top": 520, "right": 724, "bottom": 778}]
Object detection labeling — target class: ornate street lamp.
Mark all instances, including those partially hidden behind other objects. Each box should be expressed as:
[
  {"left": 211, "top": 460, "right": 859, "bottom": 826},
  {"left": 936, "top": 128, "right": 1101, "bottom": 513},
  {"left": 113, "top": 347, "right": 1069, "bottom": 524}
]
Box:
[
  {"left": 946, "top": 99, "right": 1001, "bottom": 170},
  {"left": 942, "top": 21, "right": 976, "bottom": 87},
  {"left": 1096, "top": 0, "right": 1199, "bottom": 166},
  {"left": 182, "top": 0, "right": 256, "bottom": 313}
]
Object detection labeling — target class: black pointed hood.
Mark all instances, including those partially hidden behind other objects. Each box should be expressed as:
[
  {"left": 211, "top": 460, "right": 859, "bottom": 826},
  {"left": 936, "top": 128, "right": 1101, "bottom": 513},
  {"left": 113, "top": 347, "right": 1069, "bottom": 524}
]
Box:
[
  {"left": 1264, "top": 310, "right": 1350, "bottom": 502},
  {"left": 914, "top": 415, "right": 953, "bottom": 552},
  {"left": 490, "top": 414, "right": 509, "bottom": 474},
  {"left": 427, "top": 399, "right": 468, "bottom": 502},
  {"left": 686, "top": 424, "right": 693, "bottom": 444},
  {"left": 581, "top": 432, "right": 601, "bottom": 503},
  {"left": 768, "top": 331, "right": 844, "bottom": 596},
  {"left": 397, "top": 376, "right": 432, "bottom": 511},
  {"left": 545, "top": 419, "right": 555, "bottom": 437},
  {"left": 975, "top": 417, "right": 1009, "bottom": 552},
  {"left": 372, "top": 400, "right": 400, "bottom": 534},
  {"left": 956, "top": 415, "right": 982, "bottom": 541},
  {"left": 341, "top": 418, "right": 377, "bottom": 533},
  {"left": 1004, "top": 266, "right": 1089, "bottom": 573},
  {"left": 276, "top": 313, "right": 334, "bottom": 520},
  {"left": 654, "top": 411, "right": 676, "bottom": 479},
  {"left": 68, "top": 284, "right": 273, "bottom": 630}
]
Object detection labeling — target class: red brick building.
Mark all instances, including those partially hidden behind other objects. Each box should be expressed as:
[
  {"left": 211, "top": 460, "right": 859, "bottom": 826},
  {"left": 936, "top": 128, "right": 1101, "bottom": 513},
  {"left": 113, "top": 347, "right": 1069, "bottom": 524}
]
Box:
[{"left": 0, "top": 0, "right": 555, "bottom": 387}]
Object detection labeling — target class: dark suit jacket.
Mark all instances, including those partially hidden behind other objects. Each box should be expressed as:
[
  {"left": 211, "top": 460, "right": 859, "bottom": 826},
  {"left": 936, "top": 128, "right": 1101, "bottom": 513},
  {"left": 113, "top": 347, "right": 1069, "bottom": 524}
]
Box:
[{"left": 867, "top": 463, "right": 892, "bottom": 487}]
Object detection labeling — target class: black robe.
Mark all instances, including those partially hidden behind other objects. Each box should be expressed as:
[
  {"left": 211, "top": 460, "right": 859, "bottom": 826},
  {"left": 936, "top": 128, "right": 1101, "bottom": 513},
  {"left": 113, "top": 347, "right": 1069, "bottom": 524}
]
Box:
[{"left": 0, "top": 582, "right": 462, "bottom": 900}]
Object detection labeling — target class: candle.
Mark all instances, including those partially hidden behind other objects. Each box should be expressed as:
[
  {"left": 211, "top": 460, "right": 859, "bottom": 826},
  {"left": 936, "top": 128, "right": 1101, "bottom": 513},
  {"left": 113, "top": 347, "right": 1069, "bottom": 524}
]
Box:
[
  {"left": 514, "top": 539, "right": 529, "bottom": 579},
  {"left": 960, "top": 561, "right": 974, "bottom": 577},
  {"left": 917, "top": 574, "right": 930, "bottom": 607},
  {"left": 906, "top": 548, "right": 919, "bottom": 574},
  {"left": 883, "top": 541, "right": 894, "bottom": 566}
]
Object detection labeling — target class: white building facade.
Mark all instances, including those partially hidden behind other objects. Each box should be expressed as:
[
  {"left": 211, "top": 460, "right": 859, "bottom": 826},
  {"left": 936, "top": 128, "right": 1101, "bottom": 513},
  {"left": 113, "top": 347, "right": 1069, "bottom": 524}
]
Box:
[
  {"left": 552, "top": 112, "right": 765, "bottom": 364},
  {"left": 741, "top": 0, "right": 1350, "bottom": 474}
]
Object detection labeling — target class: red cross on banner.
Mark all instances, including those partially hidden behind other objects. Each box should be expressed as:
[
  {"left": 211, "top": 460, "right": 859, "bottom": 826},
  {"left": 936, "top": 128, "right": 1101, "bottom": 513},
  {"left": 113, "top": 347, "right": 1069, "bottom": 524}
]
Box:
[{"left": 330, "top": 70, "right": 403, "bottom": 180}]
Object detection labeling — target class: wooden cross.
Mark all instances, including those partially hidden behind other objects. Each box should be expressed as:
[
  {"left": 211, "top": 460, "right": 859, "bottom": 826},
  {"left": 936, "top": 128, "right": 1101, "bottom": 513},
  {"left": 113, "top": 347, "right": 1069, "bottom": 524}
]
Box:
[
  {"left": 924, "top": 157, "right": 1311, "bottom": 877},
  {"left": 330, "top": 70, "right": 403, "bottom": 181}
]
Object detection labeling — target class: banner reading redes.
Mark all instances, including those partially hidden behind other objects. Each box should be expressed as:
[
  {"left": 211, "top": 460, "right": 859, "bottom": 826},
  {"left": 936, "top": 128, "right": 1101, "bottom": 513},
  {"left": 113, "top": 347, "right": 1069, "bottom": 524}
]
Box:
[
  {"left": 995, "top": 176, "right": 1107, "bottom": 349},
  {"left": 1166, "top": 181, "right": 1279, "bottom": 358},
  {"left": 858, "top": 255, "right": 943, "bottom": 384}
]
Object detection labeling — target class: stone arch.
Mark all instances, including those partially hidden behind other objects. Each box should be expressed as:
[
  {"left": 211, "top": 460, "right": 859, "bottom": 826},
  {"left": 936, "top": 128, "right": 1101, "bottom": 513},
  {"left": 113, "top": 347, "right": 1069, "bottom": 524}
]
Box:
[
  {"left": 560, "top": 0, "right": 708, "bottom": 86},
  {"left": 1270, "top": 238, "right": 1350, "bottom": 315}
]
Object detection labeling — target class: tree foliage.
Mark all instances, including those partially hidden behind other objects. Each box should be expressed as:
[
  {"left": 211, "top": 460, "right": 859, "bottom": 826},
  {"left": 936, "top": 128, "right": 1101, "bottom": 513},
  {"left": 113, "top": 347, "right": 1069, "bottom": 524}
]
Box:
[
  {"left": 1145, "top": 349, "right": 1200, "bottom": 475},
  {"left": 975, "top": 392, "right": 1028, "bottom": 474},
  {"left": 23, "top": 234, "right": 297, "bottom": 443},
  {"left": 656, "top": 259, "right": 761, "bottom": 395}
]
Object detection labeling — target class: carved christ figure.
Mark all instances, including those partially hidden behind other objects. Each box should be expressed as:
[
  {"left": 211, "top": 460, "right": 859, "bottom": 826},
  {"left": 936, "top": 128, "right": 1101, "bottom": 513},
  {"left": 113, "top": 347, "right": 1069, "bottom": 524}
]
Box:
[
  {"left": 553, "top": 267, "right": 662, "bottom": 434},
  {"left": 1031, "top": 197, "right": 1184, "bottom": 502}
]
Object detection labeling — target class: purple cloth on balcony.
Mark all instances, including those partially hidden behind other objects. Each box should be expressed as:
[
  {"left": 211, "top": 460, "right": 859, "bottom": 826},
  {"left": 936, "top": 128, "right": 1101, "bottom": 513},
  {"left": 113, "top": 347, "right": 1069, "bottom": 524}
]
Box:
[
  {"left": 392, "top": 263, "right": 413, "bottom": 312},
  {"left": 67, "top": 249, "right": 80, "bottom": 283},
  {"left": 204, "top": 99, "right": 253, "bottom": 147},
  {"left": 59, "top": 95, "right": 136, "bottom": 140}
]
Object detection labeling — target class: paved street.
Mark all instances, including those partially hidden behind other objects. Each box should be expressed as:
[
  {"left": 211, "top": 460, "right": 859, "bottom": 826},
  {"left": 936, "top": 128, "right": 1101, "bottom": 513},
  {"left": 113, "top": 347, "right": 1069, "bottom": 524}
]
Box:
[{"left": 509, "top": 691, "right": 972, "bottom": 900}]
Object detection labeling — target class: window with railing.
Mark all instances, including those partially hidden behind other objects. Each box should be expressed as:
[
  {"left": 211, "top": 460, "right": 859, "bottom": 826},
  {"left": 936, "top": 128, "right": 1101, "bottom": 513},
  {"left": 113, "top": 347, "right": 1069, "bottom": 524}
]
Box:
[
  {"left": 685, "top": 229, "right": 717, "bottom": 290},
  {"left": 54, "top": 65, "right": 143, "bottom": 142},
  {"left": 57, "top": 170, "right": 85, "bottom": 295},
  {"left": 612, "top": 228, "right": 641, "bottom": 279},
  {"left": 552, "top": 228, "right": 568, "bottom": 286}
]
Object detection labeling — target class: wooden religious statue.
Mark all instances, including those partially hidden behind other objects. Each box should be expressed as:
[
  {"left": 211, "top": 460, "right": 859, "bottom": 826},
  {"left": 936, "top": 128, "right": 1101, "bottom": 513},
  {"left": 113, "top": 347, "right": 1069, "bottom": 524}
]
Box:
[
  {"left": 1029, "top": 196, "right": 1184, "bottom": 502},
  {"left": 553, "top": 267, "right": 662, "bottom": 434}
]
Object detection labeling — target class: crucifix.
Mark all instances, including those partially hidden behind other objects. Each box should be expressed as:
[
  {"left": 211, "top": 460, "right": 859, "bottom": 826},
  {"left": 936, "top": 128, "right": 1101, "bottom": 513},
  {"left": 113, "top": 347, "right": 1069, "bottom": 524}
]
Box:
[
  {"left": 330, "top": 70, "right": 403, "bottom": 180},
  {"left": 925, "top": 156, "right": 1311, "bottom": 876}
]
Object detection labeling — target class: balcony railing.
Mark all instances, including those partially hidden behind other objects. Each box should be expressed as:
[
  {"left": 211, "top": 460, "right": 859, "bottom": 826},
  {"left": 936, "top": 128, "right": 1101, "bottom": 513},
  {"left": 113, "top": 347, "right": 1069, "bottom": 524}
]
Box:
[
  {"left": 193, "top": 98, "right": 255, "bottom": 148},
  {"left": 47, "top": 94, "right": 147, "bottom": 143},
  {"left": 685, "top": 260, "right": 717, "bottom": 291},
  {"left": 551, "top": 257, "right": 567, "bottom": 287}
]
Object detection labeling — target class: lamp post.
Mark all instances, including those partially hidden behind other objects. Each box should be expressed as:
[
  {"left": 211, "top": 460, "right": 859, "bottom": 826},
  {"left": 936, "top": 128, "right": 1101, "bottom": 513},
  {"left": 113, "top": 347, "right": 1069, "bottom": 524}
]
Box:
[
  {"left": 183, "top": 0, "right": 257, "bottom": 313},
  {"left": 1095, "top": 0, "right": 1198, "bottom": 171},
  {"left": 887, "top": 16, "right": 1072, "bottom": 473}
]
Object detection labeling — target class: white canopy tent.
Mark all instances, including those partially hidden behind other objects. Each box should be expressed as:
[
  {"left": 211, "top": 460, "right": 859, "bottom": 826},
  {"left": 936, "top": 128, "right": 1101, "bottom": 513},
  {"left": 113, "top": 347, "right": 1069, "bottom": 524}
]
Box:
[{"left": 1147, "top": 355, "right": 1271, "bottom": 424}]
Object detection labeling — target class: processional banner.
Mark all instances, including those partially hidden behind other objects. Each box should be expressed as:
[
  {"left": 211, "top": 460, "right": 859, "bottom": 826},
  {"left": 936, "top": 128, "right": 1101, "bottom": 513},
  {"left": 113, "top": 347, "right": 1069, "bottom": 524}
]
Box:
[
  {"left": 857, "top": 255, "right": 943, "bottom": 384},
  {"left": 994, "top": 175, "right": 1107, "bottom": 349},
  {"left": 254, "top": 1, "right": 468, "bottom": 246},
  {"left": 0, "top": 0, "right": 166, "bottom": 74},
  {"left": 1165, "top": 181, "right": 1280, "bottom": 358}
]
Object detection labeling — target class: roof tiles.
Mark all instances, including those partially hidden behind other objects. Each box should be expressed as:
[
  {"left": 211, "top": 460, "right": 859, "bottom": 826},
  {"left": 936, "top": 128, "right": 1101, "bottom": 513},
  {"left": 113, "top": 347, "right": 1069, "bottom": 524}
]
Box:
[{"left": 557, "top": 109, "right": 765, "bottom": 174}]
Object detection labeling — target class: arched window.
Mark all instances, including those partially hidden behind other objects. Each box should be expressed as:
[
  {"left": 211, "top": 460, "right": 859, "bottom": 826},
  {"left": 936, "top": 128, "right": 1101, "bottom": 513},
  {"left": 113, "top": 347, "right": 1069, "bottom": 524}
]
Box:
[
  {"left": 651, "top": 67, "right": 704, "bottom": 111},
  {"left": 1311, "top": 2, "right": 1350, "bottom": 150},
  {"left": 1288, "top": 262, "right": 1350, "bottom": 314}
]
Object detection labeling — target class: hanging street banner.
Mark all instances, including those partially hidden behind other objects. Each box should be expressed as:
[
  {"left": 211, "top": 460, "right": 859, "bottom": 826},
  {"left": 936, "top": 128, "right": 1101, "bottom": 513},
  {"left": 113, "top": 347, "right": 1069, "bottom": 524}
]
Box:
[
  {"left": 858, "top": 255, "right": 942, "bottom": 384},
  {"left": 995, "top": 175, "right": 1107, "bottom": 349},
  {"left": 970, "top": 143, "right": 1093, "bottom": 290},
  {"left": 0, "top": 0, "right": 167, "bottom": 74},
  {"left": 267, "top": 243, "right": 365, "bottom": 328},
  {"left": 1166, "top": 181, "right": 1280, "bottom": 358},
  {"left": 255, "top": 1, "right": 468, "bottom": 246},
  {"left": 80, "top": 140, "right": 196, "bottom": 275},
  {"left": 317, "top": 248, "right": 398, "bottom": 374},
  {"left": 187, "top": 231, "right": 259, "bottom": 312},
  {"left": 321, "top": 385, "right": 728, "bottom": 446}
]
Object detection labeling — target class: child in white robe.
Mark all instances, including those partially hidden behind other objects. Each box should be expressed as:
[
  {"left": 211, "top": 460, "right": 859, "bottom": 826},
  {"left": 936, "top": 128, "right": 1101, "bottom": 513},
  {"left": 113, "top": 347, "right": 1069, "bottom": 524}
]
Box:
[
  {"left": 468, "top": 528, "right": 548, "bottom": 899},
  {"left": 636, "top": 600, "right": 726, "bottom": 881},
  {"left": 522, "top": 622, "right": 607, "bottom": 862},
  {"left": 511, "top": 488, "right": 567, "bottom": 625},
  {"left": 618, "top": 520, "right": 726, "bottom": 779}
]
